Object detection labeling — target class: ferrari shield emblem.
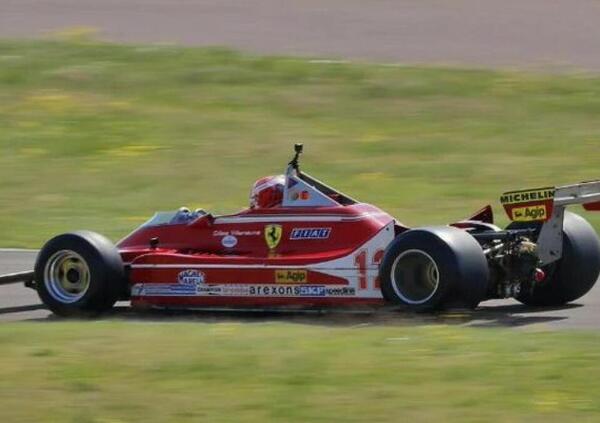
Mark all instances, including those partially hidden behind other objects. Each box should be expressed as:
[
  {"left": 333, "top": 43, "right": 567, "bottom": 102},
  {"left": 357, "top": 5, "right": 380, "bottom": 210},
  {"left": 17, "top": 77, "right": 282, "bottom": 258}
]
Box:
[{"left": 264, "top": 224, "right": 283, "bottom": 250}]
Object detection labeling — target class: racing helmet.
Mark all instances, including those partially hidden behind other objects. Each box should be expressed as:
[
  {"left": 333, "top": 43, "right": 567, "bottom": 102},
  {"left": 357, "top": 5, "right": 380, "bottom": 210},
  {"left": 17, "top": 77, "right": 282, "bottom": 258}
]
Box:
[{"left": 250, "top": 175, "right": 285, "bottom": 209}]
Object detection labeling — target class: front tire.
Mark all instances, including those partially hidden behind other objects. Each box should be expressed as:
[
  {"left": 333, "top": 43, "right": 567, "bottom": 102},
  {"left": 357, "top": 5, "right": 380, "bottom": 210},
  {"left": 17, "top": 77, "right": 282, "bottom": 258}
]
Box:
[
  {"left": 379, "top": 226, "right": 489, "bottom": 312},
  {"left": 34, "top": 231, "right": 125, "bottom": 317}
]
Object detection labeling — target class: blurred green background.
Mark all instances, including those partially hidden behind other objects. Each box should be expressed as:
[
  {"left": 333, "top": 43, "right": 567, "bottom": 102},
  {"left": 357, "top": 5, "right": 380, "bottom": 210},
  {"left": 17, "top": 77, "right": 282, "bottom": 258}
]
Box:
[{"left": 0, "top": 39, "right": 599, "bottom": 247}]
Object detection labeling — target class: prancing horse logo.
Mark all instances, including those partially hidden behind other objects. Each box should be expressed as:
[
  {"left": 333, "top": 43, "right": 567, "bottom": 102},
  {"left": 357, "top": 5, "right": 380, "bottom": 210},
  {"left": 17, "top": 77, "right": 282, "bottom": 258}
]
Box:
[{"left": 264, "top": 224, "right": 283, "bottom": 250}]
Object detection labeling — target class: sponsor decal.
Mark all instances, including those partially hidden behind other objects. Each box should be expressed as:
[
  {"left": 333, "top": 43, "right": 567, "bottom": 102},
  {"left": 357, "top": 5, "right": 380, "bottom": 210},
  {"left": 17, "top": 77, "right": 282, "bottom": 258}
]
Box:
[
  {"left": 221, "top": 284, "right": 251, "bottom": 296},
  {"left": 264, "top": 224, "right": 283, "bottom": 250},
  {"left": 500, "top": 187, "right": 555, "bottom": 205},
  {"left": 213, "top": 230, "right": 260, "bottom": 237},
  {"left": 289, "top": 190, "right": 311, "bottom": 201},
  {"left": 249, "top": 285, "right": 324, "bottom": 296},
  {"left": 325, "top": 286, "right": 356, "bottom": 297},
  {"left": 132, "top": 282, "right": 355, "bottom": 298},
  {"left": 131, "top": 269, "right": 206, "bottom": 297},
  {"left": 511, "top": 204, "right": 548, "bottom": 222},
  {"left": 290, "top": 227, "right": 331, "bottom": 240},
  {"left": 275, "top": 269, "right": 308, "bottom": 284},
  {"left": 178, "top": 269, "right": 205, "bottom": 285},
  {"left": 131, "top": 284, "right": 144, "bottom": 296},
  {"left": 248, "top": 285, "right": 355, "bottom": 297},
  {"left": 131, "top": 282, "right": 200, "bottom": 297},
  {"left": 501, "top": 187, "right": 555, "bottom": 222},
  {"left": 232, "top": 230, "right": 260, "bottom": 236},
  {"left": 221, "top": 235, "right": 238, "bottom": 248},
  {"left": 196, "top": 285, "right": 223, "bottom": 295}
]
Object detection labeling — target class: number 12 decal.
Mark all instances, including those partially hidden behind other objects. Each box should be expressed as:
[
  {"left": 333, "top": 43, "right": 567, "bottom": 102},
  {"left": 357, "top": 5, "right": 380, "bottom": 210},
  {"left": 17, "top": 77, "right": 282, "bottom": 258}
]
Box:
[{"left": 354, "top": 249, "right": 385, "bottom": 290}]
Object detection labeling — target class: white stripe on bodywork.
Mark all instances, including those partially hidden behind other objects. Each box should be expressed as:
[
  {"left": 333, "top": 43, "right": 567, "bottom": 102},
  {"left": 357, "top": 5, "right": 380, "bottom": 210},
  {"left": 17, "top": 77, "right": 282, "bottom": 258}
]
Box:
[
  {"left": 131, "top": 263, "right": 307, "bottom": 269},
  {"left": 214, "top": 211, "right": 388, "bottom": 224}
]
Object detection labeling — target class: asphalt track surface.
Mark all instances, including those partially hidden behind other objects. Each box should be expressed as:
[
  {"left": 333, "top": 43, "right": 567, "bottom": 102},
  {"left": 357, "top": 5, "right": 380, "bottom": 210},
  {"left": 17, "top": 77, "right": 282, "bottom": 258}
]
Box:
[
  {"left": 3, "top": 0, "right": 600, "bottom": 70},
  {"left": 2, "top": 249, "right": 599, "bottom": 328}
]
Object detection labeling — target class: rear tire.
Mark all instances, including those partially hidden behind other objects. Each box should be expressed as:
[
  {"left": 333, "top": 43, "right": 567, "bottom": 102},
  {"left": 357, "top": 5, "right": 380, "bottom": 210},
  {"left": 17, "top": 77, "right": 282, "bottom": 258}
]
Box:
[
  {"left": 379, "top": 226, "right": 489, "bottom": 312},
  {"left": 510, "top": 212, "right": 600, "bottom": 306},
  {"left": 34, "top": 231, "right": 125, "bottom": 317}
]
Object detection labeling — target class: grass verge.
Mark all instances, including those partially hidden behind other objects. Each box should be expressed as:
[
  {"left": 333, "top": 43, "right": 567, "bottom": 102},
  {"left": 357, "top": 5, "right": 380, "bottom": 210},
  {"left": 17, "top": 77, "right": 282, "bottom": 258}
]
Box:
[
  {"left": 1, "top": 322, "right": 600, "bottom": 422},
  {"left": 0, "top": 39, "right": 599, "bottom": 246}
]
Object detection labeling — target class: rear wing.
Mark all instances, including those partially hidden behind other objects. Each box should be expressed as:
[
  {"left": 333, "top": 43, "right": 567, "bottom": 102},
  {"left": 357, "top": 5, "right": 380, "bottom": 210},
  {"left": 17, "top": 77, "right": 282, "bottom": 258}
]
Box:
[
  {"left": 557, "top": 181, "right": 600, "bottom": 211},
  {"left": 501, "top": 180, "right": 600, "bottom": 264}
]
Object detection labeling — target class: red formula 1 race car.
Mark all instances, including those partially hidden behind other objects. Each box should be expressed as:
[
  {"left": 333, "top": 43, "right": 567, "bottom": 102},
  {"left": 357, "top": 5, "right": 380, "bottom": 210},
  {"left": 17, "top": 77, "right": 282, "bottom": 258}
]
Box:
[{"left": 6, "top": 144, "right": 600, "bottom": 316}]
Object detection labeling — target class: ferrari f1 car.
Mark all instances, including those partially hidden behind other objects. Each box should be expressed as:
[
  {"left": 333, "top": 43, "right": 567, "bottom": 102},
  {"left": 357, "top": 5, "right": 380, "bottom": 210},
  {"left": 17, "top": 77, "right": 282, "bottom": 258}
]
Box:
[{"left": 7, "top": 144, "right": 600, "bottom": 315}]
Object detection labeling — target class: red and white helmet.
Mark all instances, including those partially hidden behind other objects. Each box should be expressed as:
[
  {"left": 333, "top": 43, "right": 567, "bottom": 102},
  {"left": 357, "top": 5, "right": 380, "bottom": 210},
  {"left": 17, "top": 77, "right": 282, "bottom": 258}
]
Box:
[{"left": 250, "top": 175, "right": 285, "bottom": 209}]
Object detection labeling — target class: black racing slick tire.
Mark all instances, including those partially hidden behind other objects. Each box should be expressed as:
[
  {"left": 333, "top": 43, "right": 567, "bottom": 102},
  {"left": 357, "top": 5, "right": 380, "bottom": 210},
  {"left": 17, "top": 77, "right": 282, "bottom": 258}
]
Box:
[
  {"left": 379, "top": 226, "right": 489, "bottom": 312},
  {"left": 509, "top": 212, "right": 600, "bottom": 306},
  {"left": 34, "top": 231, "right": 125, "bottom": 317}
]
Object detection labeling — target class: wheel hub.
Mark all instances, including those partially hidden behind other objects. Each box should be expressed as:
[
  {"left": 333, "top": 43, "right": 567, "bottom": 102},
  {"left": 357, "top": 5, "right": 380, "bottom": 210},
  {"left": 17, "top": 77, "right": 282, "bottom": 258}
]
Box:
[
  {"left": 66, "top": 268, "right": 80, "bottom": 284},
  {"left": 44, "top": 250, "right": 91, "bottom": 303},
  {"left": 391, "top": 249, "right": 440, "bottom": 305}
]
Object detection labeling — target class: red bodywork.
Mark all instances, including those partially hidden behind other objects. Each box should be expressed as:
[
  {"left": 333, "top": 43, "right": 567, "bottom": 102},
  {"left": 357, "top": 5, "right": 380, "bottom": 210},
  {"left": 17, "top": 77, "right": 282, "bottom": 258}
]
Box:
[
  {"left": 110, "top": 166, "right": 600, "bottom": 311},
  {"left": 118, "top": 202, "right": 404, "bottom": 309}
]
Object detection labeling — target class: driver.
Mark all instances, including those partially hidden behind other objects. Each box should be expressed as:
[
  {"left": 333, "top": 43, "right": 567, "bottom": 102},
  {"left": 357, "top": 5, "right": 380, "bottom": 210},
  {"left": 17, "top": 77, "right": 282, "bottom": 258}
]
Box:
[{"left": 250, "top": 175, "right": 285, "bottom": 209}]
